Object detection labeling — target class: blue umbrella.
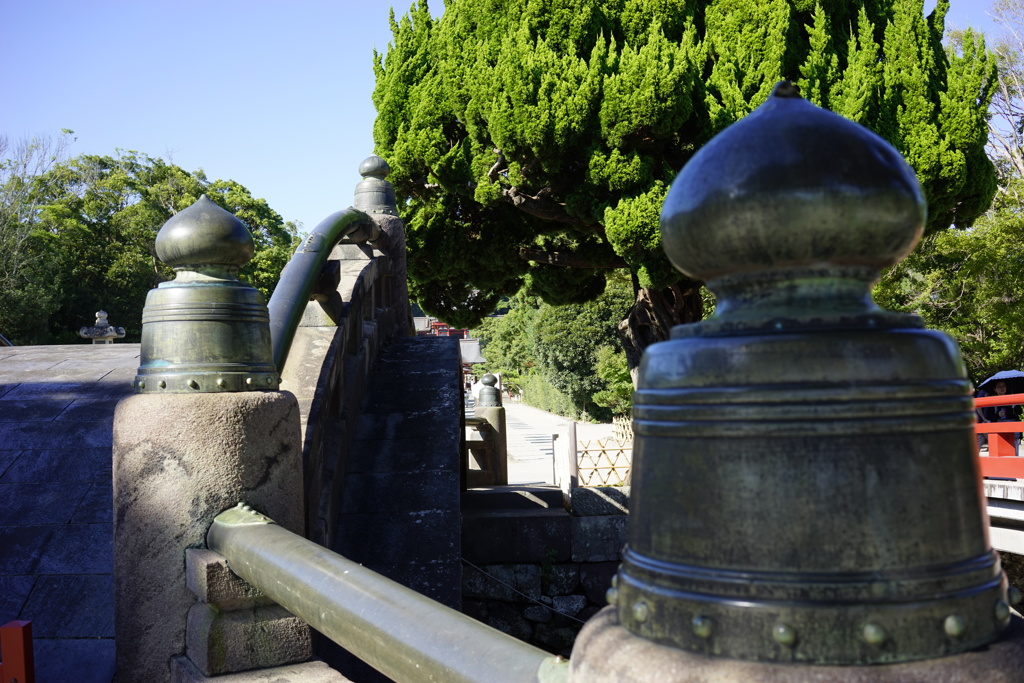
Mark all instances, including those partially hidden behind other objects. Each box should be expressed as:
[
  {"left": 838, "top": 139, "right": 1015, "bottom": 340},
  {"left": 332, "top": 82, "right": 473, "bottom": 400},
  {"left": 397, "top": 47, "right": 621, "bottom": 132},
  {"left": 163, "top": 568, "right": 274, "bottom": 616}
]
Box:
[{"left": 978, "top": 370, "right": 1024, "bottom": 395}]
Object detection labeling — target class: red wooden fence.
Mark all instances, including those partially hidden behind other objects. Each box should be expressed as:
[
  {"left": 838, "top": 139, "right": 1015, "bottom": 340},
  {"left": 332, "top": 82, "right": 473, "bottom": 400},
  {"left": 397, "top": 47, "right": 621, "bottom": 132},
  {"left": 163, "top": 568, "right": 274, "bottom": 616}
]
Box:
[
  {"left": 0, "top": 620, "right": 34, "bottom": 683},
  {"left": 975, "top": 392, "right": 1024, "bottom": 479}
]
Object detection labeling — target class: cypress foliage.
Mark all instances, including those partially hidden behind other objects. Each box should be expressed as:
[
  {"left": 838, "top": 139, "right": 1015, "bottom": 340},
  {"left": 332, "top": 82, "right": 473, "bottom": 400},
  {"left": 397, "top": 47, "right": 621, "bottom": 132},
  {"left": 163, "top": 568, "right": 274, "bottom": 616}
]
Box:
[{"left": 373, "top": 0, "right": 997, "bottom": 347}]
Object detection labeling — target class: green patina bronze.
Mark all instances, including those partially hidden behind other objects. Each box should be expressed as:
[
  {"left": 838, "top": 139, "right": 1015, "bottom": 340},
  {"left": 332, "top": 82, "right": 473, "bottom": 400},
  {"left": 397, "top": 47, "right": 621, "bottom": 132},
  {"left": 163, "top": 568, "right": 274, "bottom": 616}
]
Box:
[
  {"left": 613, "top": 82, "right": 1013, "bottom": 665},
  {"left": 134, "top": 195, "right": 279, "bottom": 393},
  {"left": 208, "top": 503, "right": 568, "bottom": 683},
  {"left": 353, "top": 154, "right": 398, "bottom": 216}
]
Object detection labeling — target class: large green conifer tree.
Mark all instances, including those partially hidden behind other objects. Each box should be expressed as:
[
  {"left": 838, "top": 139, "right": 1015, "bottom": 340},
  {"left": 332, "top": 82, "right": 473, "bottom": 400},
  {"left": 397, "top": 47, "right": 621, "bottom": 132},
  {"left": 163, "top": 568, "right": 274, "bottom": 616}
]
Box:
[{"left": 373, "top": 0, "right": 996, "bottom": 364}]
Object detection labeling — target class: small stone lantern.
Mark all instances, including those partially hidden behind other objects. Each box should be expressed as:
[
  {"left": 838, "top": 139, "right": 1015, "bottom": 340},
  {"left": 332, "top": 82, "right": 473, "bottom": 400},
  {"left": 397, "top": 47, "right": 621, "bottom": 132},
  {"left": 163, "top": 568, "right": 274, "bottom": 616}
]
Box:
[{"left": 79, "top": 310, "right": 126, "bottom": 344}]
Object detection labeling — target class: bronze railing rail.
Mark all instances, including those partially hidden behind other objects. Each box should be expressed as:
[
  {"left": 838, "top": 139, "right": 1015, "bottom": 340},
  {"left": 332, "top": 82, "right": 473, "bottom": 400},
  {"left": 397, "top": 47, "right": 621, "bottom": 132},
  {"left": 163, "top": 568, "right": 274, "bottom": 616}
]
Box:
[
  {"left": 267, "top": 208, "right": 377, "bottom": 372},
  {"left": 207, "top": 504, "right": 568, "bottom": 683}
]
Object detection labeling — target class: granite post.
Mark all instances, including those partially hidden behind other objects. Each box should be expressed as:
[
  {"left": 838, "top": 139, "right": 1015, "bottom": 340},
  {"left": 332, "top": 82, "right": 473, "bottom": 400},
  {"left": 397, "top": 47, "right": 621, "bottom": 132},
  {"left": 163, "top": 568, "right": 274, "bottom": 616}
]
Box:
[{"left": 111, "top": 197, "right": 307, "bottom": 682}]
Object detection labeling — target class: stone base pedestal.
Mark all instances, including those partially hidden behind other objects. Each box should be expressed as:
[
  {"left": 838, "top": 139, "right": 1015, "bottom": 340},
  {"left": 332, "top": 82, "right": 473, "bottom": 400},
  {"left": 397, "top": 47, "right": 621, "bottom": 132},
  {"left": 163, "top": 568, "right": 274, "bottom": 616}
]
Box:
[
  {"left": 113, "top": 392, "right": 305, "bottom": 683},
  {"left": 570, "top": 607, "right": 1024, "bottom": 682},
  {"left": 170, "top": 656, "right": 351, "bottom": 683}
]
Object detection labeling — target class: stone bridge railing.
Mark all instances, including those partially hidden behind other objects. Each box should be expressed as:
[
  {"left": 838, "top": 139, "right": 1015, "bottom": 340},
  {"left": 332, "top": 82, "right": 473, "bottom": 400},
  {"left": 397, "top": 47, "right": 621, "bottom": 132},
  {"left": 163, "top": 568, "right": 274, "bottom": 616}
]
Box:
[
  {"left": 111, "top": 156, "right": 415, "bottom": 681},
  {"left": 111, "top": 83, "right": 1024, "bottom": 683},
  {"left": 271, "top": 157, "right": 410, "bottom": 546}
]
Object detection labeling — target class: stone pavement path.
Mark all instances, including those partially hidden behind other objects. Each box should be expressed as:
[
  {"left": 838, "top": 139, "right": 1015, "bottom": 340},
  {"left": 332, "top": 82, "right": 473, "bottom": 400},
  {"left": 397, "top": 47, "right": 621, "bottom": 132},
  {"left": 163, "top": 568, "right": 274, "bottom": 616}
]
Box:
[
  {"left": 497, "top": 401, "right": 616, "bottom": 486},
  {"left": 0, "top": 343, "right": 139, "bottom": 683}
]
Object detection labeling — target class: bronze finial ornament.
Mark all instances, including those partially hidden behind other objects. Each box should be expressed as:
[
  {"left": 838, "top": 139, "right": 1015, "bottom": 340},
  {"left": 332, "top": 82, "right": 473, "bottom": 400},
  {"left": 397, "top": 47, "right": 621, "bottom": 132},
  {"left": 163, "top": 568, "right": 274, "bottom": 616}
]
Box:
[
  {"left": 133, "top": 195, "right": 278, "bottom": 393},
  {"left": 614, "top": 81, "right": 1011, "bottom": 665},
  {"left": 353, "top": 154, "right": 398, "bottom": 216}
]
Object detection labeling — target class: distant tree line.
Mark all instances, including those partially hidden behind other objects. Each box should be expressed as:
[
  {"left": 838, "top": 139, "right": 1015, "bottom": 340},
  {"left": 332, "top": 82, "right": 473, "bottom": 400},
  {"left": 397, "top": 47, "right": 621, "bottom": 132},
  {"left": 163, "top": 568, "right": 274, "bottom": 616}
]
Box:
[{"left": 0, "top": 131, "right": 297, "bottom": 345}]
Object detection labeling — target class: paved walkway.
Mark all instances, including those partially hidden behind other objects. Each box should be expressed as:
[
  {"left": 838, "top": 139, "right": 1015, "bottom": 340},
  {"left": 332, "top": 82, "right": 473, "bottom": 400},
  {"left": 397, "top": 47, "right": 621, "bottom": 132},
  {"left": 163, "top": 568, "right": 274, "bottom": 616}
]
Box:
[
  {"left": 500, "top": 401, "right": 616, "bottom": 486},
  {"left": 0, "top": 343, "right": 139, "bottom": 683}
]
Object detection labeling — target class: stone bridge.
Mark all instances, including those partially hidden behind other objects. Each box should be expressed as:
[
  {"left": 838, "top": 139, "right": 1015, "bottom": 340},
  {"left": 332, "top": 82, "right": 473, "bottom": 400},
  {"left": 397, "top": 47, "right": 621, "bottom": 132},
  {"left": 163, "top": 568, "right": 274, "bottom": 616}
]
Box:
[{"left": 4, "top": 86, "right": 1024, "bottom": 682}]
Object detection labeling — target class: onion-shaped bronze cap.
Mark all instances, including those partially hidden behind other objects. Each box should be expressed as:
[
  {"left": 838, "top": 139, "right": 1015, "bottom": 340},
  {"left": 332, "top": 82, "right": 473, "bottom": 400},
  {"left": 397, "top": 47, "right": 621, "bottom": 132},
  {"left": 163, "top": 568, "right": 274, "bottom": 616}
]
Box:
[
  {"left": 478, "top": 373, "right": 502, "bottom": 407},
  {"left": 155, "top": 194, "right": 255, "bottom": 272},
  {"left": 354, "top": 155, "right": 398, "bottom": 215},
  {"left": 660, "top": 81, "right": 926, "bottom": 335},
  {"left": 135, "top": 194, "right": 276, "bottom": 393},
  {"left": 358, "top": 154, "right": 391, "bottom": 180}
]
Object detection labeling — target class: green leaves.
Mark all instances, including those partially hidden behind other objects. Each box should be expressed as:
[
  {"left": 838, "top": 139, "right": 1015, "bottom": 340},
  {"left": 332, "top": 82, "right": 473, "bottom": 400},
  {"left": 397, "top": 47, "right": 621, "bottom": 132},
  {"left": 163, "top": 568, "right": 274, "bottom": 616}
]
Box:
[
  {"left": 600, "top": 22, "right": 703, "bottom": 148},
  {"left": 705, "top": 0, "right": 793, "bottom": 129},
  {"left": 0, "top": 148, "right": 296, "bottom": 344},
  {"left": 375, "top": 0, "right": 997, "bottom": 344},
  {"left": 875, "top": 181, "right": 1024, "bottom": 383},
  {"left": 474, "top": 275, "right": 634, "bottom": 419}
]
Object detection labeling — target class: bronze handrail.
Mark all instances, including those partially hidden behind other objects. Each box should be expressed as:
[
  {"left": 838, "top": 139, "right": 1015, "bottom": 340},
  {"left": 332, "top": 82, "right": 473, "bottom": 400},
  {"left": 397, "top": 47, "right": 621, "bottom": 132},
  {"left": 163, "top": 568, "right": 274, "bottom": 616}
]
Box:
[
  {"left": 266, "top": 208, "right": 376, "bottom": 372},
  {"left": 207, "top": 504, "right": 568, "bottom": 683}
]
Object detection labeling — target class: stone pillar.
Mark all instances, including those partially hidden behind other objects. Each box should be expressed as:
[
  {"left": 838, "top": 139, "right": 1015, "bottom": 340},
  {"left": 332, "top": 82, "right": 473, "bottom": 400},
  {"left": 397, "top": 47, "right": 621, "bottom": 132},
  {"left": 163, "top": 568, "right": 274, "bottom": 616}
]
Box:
[
  {"left": 474, "top": 374, "right": 508, "bottom": 485},
  {"left": 114, "top": 394, "right": 304, "bottom": 682},
  {"left": 112, "top": 196, "right": 306, "bottom": 682},
  {"left": 353, "top": 154, "right": 412, "bottom": 335},
  {"left": 569, "top": 82, "right": 1024, "bottom": 680}
]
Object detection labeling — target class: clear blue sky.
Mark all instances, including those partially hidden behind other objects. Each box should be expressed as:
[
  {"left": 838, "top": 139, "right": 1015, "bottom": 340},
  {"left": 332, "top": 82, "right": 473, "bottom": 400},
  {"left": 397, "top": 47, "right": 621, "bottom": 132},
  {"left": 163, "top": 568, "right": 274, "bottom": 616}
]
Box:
[
  {"left": 0, "top": 0, "right": 1003, "bottom": 233},
  {"left": 0, "top": 0, "right": 443, "bottom": 232}
]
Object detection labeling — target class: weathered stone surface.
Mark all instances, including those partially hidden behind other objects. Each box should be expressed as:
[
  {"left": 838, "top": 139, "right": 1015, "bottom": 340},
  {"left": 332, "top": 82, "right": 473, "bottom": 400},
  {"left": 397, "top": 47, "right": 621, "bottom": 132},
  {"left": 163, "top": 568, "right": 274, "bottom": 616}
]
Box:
[
  {"left": 334, "top": 510, "right": 460, "bottom": 565},
  {"left": 35, "top": 523, "right": 111, "bottom": 574},
  {"left": 0, "top": 399, "right": 73, "bottom": 422},
  {"left": 534, "top": 622, "right": 578, "bottom": 655},
  {"left": 542, "top": 563, "right": 580, "bottom": 597},
  {"left": 0, "top": 447, "right": 20, "bottom": 476},
  {"left": 462, "top": 509, "right": 571, "bottom": 564},
  {"left": 0, "top": 574, "right": 35, "bottom": 618},
  {"left": 23, "top": 574, "right": 114, "bottom": 637},
  {"left": 570, "top": 486, "right": 630, "bottom": 516},
  {"left": 112, "top": 391, "right": 304, "bottom": 683},
  {"left": 34, "top": 637, "right": 115, "bottom": 683},
  {"left": 0, "top": 344, "right": 135, "bottom": 682},
  {"left": 473, "top": 600, "right": 533, "bottom": 642},
  {"left": 463, "top": 563, "right": 541, "bottom": 603},
  {"left": 363, "top": 560, "right": 462, "bottom": 609},
  {"left": 580, "top": 562, "right": 619, "bottom": 605},
  {"left": 347, "top": 435, "right": 459, "bottom": 473},
  {"left": 0, "top": 525, "right": 55, "bottom": 573},
  {"left": 71, "top": 481, "right": 113, "bottom": 523},
  {"left": 186, "top": 602, "right": 311, "bottom": 676},
  {"left": 0, "top": 481, "right": 91, "bottom": 524},
  {"left": 1, "top": 447, "right": 111, "bottom": 482},
  {"left": 1, "top": 419, "right": 117, "bottom": 450},
  {"left": 552, "top": 594, "right": 588, "bottom": 619},
  {"left": 1002, "top": 551, "right": 1024, "bottom": 590},
  {"left": 339, "top": 471, "right": 459, "bottom": 514},
  {"left": 571, "top": 515, "right": 628, "bottom": 562},
  {"left": 524, "top": 604, "right": 554, "bottom": 623},
  {"left": 185, "top": 549, "right": 271, "bottom": 609},
  {"left": 171, "top": 655, "right": 351, "bottom": 683}
]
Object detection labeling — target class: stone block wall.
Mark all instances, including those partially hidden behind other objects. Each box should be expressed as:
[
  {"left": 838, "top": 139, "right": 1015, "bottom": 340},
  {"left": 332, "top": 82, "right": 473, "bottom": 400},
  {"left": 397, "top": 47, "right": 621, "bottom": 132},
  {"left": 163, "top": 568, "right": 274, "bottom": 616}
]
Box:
[
  {"left": 279, "top": 245, "right": 402, "bottom": 548},
  {"left": 460, "top": 486, "right": 629, "bottom": 656}
]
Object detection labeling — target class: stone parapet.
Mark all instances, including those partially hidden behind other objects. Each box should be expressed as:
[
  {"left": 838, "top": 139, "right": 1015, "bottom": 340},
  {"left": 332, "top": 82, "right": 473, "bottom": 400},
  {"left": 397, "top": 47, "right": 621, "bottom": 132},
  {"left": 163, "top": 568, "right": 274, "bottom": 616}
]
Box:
[
  {"left": 112, "top": 392, "right": 304, "bottom": 683},
  {"left": 460, "top": 485, "right": 628, "bottom": 656}
]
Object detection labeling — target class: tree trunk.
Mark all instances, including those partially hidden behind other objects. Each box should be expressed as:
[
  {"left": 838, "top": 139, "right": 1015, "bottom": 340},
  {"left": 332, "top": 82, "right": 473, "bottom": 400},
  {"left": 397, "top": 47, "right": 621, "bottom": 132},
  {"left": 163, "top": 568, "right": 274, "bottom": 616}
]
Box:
[{"left": 617, "top": 278, "right": 704, "bottom": 378}]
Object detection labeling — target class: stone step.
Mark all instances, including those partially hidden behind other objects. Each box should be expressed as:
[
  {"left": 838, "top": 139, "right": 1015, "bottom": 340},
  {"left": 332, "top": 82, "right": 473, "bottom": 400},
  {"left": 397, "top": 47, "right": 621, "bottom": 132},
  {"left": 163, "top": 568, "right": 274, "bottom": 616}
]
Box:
[{"left": 461, "top": 485, "right": 564, "bottom": 511}]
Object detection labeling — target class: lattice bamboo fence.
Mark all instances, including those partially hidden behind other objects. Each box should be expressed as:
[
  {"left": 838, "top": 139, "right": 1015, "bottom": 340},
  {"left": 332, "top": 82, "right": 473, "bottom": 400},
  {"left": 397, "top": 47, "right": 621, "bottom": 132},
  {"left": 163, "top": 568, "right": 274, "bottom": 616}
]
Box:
[
  {"left": 612, "top": 415, "right": 633, "bottom": 443},
  {"left": 577, "top": 437, "right": 632, "bottom": 486}
]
